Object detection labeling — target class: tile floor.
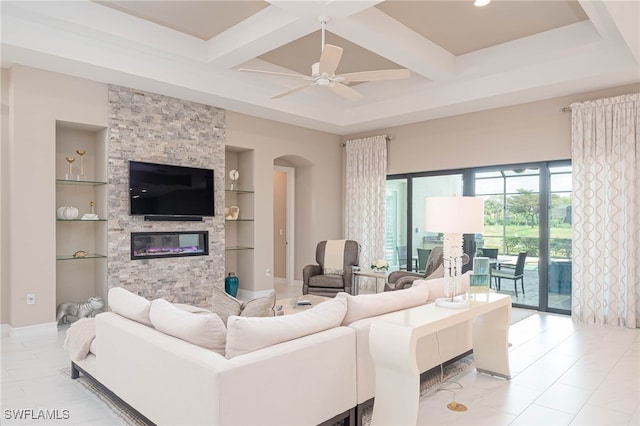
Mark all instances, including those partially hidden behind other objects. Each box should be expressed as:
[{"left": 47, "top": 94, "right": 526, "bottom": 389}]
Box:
[{"left": 1, "top": 284, "right": 638, "bottom": 425}]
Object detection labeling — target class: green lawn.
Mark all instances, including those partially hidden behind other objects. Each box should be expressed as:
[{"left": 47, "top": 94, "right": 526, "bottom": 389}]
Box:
[
  {"left": 483, "top": 225, "right": 572, "bottom": 239},
  {"left": 481, "top": 225, "right": 572, "bottom": 258}
]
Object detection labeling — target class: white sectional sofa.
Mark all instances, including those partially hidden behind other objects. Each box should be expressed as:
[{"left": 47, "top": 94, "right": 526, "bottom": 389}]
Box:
[{"left": 67, "top": 272, "right": 472, "bottom": 426}]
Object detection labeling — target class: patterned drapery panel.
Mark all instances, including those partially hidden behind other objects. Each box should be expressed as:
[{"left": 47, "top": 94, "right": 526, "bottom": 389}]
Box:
[
  {"left": 345, "top": 136, "right": 387, "bottom": 291},
  {"left": 570, "top": 93, "right": 639, "bottom": 328}
]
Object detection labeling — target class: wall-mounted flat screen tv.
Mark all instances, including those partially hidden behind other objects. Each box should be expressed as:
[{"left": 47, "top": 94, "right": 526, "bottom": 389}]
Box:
[{"left": 129, "top": 160, "right": 214, "bottom": 217}]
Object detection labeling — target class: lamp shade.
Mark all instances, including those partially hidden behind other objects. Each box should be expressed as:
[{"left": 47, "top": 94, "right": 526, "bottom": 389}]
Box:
[{"left": 424, "top": 196, "right": 484, "bottom": 234}]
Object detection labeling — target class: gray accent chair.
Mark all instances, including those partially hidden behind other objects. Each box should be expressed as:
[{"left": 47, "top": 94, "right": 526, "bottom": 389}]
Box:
[
  {"left": 384, "top": 247, "right": 470, "bottom": 291},
  {"left": 302, "top": 240, "right": 360, "bottom": 297}
]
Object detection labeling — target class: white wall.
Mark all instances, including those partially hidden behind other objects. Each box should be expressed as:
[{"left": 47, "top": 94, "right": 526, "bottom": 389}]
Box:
[
  {"left": 3, "top": 63, "right": 636, "bottom": 325},
  {"left": 5, "top": 65, "right": 108, "bottom": 327},
  {"left": 226, "top": 112, "right": 343, "bottom": 288},
  {"left": 273, "top": 170, "right": 287, "bottom": 279},
  {"left": 344, "top": 84, "right": 640, "bottom": 174},
  {"left": 1, "top": 69, "right": 10, "bottom": 325}
]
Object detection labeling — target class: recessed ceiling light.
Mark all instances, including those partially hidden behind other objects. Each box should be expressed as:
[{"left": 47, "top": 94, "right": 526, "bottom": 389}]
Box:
[{"left": 474, "top": 0, "right": 491, "bottom": 6}]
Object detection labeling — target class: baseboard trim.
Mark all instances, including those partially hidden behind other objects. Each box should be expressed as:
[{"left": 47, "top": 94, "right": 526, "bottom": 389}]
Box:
[{"left": 8, "top": 321, "right": 58, "bottom": 337}]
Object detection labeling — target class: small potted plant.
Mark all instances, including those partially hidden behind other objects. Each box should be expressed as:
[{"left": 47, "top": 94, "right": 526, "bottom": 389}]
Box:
[{"left": 370, "top": 259, "right": 390, "bottom": 272}]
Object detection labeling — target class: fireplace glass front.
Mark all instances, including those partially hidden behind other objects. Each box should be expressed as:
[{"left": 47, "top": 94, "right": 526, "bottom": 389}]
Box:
[{"left": 131, "top": 231, "right": 209, "bottom": 260}]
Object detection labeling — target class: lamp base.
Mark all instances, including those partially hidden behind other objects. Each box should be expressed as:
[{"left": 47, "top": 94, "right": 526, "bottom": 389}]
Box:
[
  {"left": 435, "top": 297, "right": 469, "bottom": 309},
  {"left": 447, "top": 401, "right": 468, "bottom": 412}
]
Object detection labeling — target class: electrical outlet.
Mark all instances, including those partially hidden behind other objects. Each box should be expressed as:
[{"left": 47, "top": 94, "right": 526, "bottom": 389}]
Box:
[
  {"left": 26, "top": 293, "right": 36, "bottom": 305},
  {"left": 265, "top": 268, "right": 271, "bottom": 277}
]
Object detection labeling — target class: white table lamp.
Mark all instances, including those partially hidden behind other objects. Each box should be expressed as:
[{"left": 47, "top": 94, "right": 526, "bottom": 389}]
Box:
[{"left": 425, "top": 196, "right": 484, "bottom": 308}]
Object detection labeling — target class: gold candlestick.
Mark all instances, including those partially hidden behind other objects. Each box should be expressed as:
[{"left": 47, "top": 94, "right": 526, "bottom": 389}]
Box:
[
  {"left": 76, "top": 150, "right": 86, "bottom": 176},
  {"left": 90, "top": 200, "right": 95, "bottom": 215},
  {"left": 65, "top": 157, "right": 75, "bottom": 179}
]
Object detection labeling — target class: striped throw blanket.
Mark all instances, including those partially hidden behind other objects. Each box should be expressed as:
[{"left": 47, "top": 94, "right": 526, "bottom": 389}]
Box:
[{"left": 324, "top": 240, "right": 346, "bottom": 275}]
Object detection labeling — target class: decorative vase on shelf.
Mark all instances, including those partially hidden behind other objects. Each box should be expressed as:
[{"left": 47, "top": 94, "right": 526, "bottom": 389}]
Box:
[
  {"left": 57, "top": 206, "right": 79, "bottom": 220},
  {"left": 225, "top": 272, "right": 239, "bottom": 297},
  {"left": 76, "top": 149, "right": 86, "bottom": 177},
  {"left": 65, "top": 157, "right": 77, "bottom": 180}
]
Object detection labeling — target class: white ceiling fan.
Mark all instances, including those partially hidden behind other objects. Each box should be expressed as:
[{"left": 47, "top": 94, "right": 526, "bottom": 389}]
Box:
[{"left": 238, "top": 17, "right": 411, "bottom": 101}]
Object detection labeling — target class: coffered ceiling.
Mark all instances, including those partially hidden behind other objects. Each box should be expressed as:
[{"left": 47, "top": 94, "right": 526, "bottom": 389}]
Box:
[{"left": 2, "top": 1, "right": 638, "bottom": 135}]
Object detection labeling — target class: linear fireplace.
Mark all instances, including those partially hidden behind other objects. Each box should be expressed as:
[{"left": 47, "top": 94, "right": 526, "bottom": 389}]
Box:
[{"left": 131, "top": 231, "right": 209, "bottom": 260}]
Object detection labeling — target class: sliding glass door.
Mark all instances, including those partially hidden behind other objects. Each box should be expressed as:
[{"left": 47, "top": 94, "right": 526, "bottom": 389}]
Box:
[
  {"left": 475, "top": 168, "right": 541, "bottom": 309},
  {"left": 547, "top": 165, "right": 572, "bottom": 311},
  {"left": 387, "top": 161, "right": 572, "bottom": 314},
  {"left": 412, "top": 175, "right": 463, "bottom": 272},
  {"left": 384, "top": 179, "right": 407, "bottom": 271}
]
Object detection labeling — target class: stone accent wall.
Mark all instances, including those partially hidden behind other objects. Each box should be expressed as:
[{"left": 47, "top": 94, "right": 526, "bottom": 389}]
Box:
[{"left": 107, "top": 85, "right": 225, "bottom": 306}]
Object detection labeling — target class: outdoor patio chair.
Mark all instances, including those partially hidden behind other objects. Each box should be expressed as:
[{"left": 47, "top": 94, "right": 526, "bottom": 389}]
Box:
[
  {"left": 491, "top": 251, "right": 527, "bottom": 297},
  {"left": 416, "top": 248, "right": 431, "bottom": 273}
]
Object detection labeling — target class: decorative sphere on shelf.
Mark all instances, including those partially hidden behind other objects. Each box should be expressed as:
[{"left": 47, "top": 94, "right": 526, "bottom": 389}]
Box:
[{"left": 57, "top": 206, "right": 79, "bottom": 220}]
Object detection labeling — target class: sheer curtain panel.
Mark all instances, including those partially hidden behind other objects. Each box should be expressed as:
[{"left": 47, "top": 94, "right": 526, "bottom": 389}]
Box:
[
  {"left": 345, "top": 136, "right": 387, "bottom": 290},
  {"left": 571, "top": 93, "right": 639, "bottom": 328}
]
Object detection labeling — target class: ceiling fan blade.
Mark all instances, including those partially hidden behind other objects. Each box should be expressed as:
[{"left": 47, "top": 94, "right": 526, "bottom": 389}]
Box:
[
  {"left": 271, "top": 83, "right": 313, "bottom": 99},
  {"left": 329, "top": 83, "right": 363, "bottom": 101},
  {"left": 238, "top": 68, "right": 306, "bottom": 79},
  {"left": 337, "top": 69, "right": 411, "bottom": 83},
  {"left": 319, "top": 44, "right": 343, "bottom": 75}
]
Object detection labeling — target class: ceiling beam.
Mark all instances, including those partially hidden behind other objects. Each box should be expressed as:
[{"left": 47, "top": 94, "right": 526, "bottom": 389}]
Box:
[
  {"left": 205, "top": 6, "right": 305, "bottom": 68},
  {"left": 601, "top": 1, "right": 640, "bottom": 64},
  {"left": 331, "top": 7, "right": 455, "bottom": 81}
]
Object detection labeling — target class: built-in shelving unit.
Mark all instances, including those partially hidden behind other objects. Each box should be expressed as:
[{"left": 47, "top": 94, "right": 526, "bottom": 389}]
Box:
[
  {"left": 225, "top": 148, "right": 255, "bottom": 292},
  {"left": 55, "top": 121, "right": 108, "bottom": 306},
  {"left": 224, "top": 189, "right": 254, "bottom": 252}
]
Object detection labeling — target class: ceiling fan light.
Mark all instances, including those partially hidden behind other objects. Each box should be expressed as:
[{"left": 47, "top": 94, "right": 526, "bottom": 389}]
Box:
[{"left": 474, "top": 0, "right": 491, "bottom": 6}]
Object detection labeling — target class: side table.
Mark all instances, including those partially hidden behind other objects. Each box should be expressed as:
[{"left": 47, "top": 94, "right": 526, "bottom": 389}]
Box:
[
  {"left": 353, "top": 269, "right": 389, "bottom": 295},
  {"left": 369, "top": 293, "right": 512, "bottom": 425}
]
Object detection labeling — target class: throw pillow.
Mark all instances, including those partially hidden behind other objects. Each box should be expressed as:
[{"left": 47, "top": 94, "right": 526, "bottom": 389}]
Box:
[
  {"left": 108, "top": 287, "right": 153, "bottom": 327},
  {"left": 149, "top": 298, "right": 226, "bottom": 356},
  {"left": 211, "top": 286, "right": 242, "bottom": 324},
  {"left": 341, "top": 284, "right": 430, "bottom": 326},
  {"left": 241, "top": 291, "right": 276, "bottom": 318},
  {"left": 225, "top": 293, "right": 348, "bottom": 359},
  {"left": 212, "top": 287, "right": 276, "bottom": 324}
]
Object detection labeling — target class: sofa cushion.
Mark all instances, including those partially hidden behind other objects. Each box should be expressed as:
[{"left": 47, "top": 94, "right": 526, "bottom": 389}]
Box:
[
  {"left": 241, "top": 291, "right": 276, "bottom": 318},
  {"left": 413, "top": 271, "right": 472, "bottom": 302},
  {"left": 341, "top": 284, "right": 430, "bottom": 326},
  {"left": 149, "top": 298, "right": 226, "bottom": 355},
  {"left": 173, "top": 303, "right": 213, "bottom": 314},
  {"left": 108, "top": 287, "right": 153, "bottom": 327},
  {"left": 225, "top": 293, "right": 348, "bottom": 359},
  {"left": 212, "top": 287, "right": 276, "bottom": 324},
  {"left": 309, "top": 274, "right": 344, "bottom": 288}
]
